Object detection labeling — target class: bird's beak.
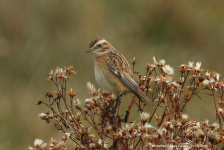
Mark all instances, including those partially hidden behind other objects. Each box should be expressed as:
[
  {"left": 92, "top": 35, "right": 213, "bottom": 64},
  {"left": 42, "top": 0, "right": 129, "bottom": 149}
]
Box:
[{"left": 86, "top": 49, "right": 92, "bottom": 53}]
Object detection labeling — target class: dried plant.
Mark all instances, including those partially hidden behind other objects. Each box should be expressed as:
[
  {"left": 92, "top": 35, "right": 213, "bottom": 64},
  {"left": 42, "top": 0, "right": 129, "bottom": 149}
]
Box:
[{"left": 29, "top": 57, "right": 224, "bottom": 150}]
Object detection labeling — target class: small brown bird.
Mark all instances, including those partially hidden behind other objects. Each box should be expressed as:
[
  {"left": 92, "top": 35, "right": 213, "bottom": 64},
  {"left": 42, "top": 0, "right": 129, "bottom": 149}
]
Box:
[{"left": 86, "top": 37, "right": 156, "bottom": 106}]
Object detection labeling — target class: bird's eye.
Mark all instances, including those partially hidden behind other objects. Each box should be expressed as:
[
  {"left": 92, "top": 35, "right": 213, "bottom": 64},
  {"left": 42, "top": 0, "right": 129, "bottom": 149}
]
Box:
[{"left": 98, "top": 44, "right": 102, "bottom": 47}]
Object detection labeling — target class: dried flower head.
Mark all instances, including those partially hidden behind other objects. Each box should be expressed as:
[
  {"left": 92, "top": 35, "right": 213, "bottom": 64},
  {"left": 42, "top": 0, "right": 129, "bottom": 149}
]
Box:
[
  {"left": 62, "top": 132, "right": 71, "bottom": 141},
  {"left": 202, "top": 79, "right": 209, "bottom": 85},
  {"left": 131, "top": 57, "right": 136, "bottom": 65},
  {"left": 162, "top": 65, "right": 174, "bottom": 75},
  {"left": 36, "top": 100, "right": 43, "bottom": 105},
  {"left": 67, "top": 88, "right": 77, "bottom": 97},
  {"left": 217, "top": 107, "right": 223, "bottom": 114},
  {"left": 34, "top": 138, "right": 45, "bottom": 147},
  {"left": 38, "top": 113, "right": 47, "bottom": 119},
  {"left": 140, "top": 112, "right": 150, "bottom": 122},
  {"left": 211, "top": 122, "right": 219, "bottom": 130},
  {"left": 216, "top": 73, "right": 220, "bottom": 81},
  {"left": 73, "top": 98, "right": 81, "bottom": 106},
  {"left": 195, "top": 62, "right": 203, "bottom": 72},
  {"left": 87, "top": 82, "right": 96, "bottom": 95},
  {"left": 188, "top": 61, "right": 194, "bottom": 68},
  {"left": 158, "top": 59, "right": 166, "bottom": 65}
]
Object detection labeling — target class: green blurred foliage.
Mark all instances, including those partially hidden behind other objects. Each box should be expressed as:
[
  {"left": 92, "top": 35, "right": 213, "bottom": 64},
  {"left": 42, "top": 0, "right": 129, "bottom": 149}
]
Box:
[{"left": 0, "top": 0, "right": 224, "bottom": 149}]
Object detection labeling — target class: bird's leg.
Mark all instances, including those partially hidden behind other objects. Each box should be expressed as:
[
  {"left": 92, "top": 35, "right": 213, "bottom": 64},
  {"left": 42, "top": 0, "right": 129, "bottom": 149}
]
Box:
[
  {"left": 136, "top": 95, "right": 143, "bottom": 112},
  {"left": 113, "top": 94, "right": 123, "bottom": 111},
  {"left": 104, "top": 93, "right": 123, "bottom": 112},
  {"left": 110, "top": 93, "right": 123, "bottom": 124}
]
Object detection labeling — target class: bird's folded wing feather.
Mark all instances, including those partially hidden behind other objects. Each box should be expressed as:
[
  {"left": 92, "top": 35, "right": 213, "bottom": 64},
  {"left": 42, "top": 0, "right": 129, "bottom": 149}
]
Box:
[
  {"left": 106, "top": 51, "right": 156, "bottom": 106},
  {"left": 106, "top": 51, "right": 141, "bottom": 96}
]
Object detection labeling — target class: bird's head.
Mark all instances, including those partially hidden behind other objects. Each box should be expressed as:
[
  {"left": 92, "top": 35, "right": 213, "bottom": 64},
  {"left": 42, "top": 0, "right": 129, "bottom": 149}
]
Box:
[{"left": 86, "top": 37, "right": 112, "bottom": 57}]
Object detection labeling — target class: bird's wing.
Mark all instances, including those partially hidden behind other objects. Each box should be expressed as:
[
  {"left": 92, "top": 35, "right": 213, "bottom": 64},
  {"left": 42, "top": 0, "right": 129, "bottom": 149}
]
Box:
[
  {"left": 106, "top": 50, "right": 140, "bottom": 95},
  {"left": 106, "top": 50, "right": 156, "bottom": 106}
]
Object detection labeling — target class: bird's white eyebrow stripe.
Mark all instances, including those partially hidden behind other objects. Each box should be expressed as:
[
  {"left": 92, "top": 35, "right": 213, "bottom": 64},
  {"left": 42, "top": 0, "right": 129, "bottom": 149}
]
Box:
[{"left": 96, "top": 40, "right": 107, "bottom": 45}]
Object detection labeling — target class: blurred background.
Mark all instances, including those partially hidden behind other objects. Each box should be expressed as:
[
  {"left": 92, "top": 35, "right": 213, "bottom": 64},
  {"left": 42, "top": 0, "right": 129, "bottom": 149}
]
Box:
[{"left": 1, "top": 0, "right": 224, "bottom": 149}]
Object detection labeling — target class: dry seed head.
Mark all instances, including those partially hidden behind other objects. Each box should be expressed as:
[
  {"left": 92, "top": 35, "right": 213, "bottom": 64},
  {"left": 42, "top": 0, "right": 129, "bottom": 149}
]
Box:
[
  {"left": 158, "top": 91, "right": 165, "bottom": 99},
  {"left": 106, "top": 125, "right": 112, "bottom": 133},
  {"left": 153, "top": 56, "right": 157, "bottom": 64},
  {"left": 77, "top": 111, "right": 81, "bottom": 117},
  {"left": 195, "top": 62, "right": 203, "bottom": 72},
  {"left": 158, "top": 59, "right": 166, "bottom": 65},
  {"left": 129, "top": 122, "right": 136, "bottom": 131},
  {"left": 63, "top": 132, "right": 71, "bottom": 141},
  {"left": 143, "top": 122, "right": 154, "bottom": 131},
  {"left": 181, "top": 114, "right": 189, "bottom": 123},
  {"left": 179, "top": 65, "right": 187, "bottom": 73},
  {"left": 97, "top": 139, "right": 107, "bottom": 148},
  {"left": 140, "top": 112, "right": 150, "bottom": 122},
  {"left": 207, "top": 130, "right": 221, "bottom": 143},
  {"left": 38, "top": 113, "right": 47, "bottom": 119},
  {"left": 147, "top": 63, "right": 156, "bottom": 69},
  {"left": 217, "top": 107, "right": 223, "bottom": 114},
  {"left": 195, "top": 128, "right": 205, "bottom": 138},
  {"left": 123, "top": 123, "right": 132, "bottom": 131},
  {"left": 69, "top": 115, "right": 74, "bottom": 122},
  {"left": 205, "top": 71, "right": 210, "bottom": 79},
  {"left": 133, "top": 130, "right": 142, "bottom": 137},
  {"left": 85, "top": 98, "right": 94, "bottom": 109},
  {"left": 131, "top": 57, "right": 136, "bottom": 65},
  {"left": 86, "top": 82, "right": 96, "bottom": 95},
  {"left": 171, "top": 81, "right": 180, "bottom": 88},
  {"left": 215, "top": 73, "right": 220, "bottom": 81},
  {"left": 34, "top": 138, "right": 45, "bottom": 147},
  {"left": 36, "top": 100, "right": 43, "bottom": 105},
  {"left": 67, "top": 88, "right": 77, "bottom": 97},
  {"left": 193, "top": 121, "right": 201, "bottom": 129},
  {"left": 73, "top": 98, "right": 81, "bottom": 109},
  {"left": 188, "top": 61, "right": 194, "bottom": 68},
  {"left": 204, "top": 119, "right": 209, "bottom": 125},
  {"left": 157, "top": 128, "right": 167, "bottom": 136},
  {"left": 196, "top": 62, "right": 201, "bottom": 68},
  {"left": 162, "top": 65, "right": 174, "bottom": 75},
  {"left": 28, "top": 146, "right": 35, "bottom": 150},
  {"left": 85, "top": 98, "right": 93, "bottom": 103},
  {"left": 202, "top": 79, "right": 209, "bottom": 85},
  {"left": 116, "top": 131, "right": 123, "bottom": 139},
  {"left": 65, "top": 65, "right": 76, "bottom": 75},
  {"left": 211, "top": 122, "right": 219, "bottom": 130},
  {"left": 49, "top": 69, "right": 53, "bottom": 76},
  {"left": 139, "top": 75, "right": 146, "bottom": 81}
]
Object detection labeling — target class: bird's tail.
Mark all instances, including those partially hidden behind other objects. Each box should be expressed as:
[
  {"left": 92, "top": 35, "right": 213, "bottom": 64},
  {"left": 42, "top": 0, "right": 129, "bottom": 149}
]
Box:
[{"left": 136, "top": 89, "right": 157, "bottom": 107}]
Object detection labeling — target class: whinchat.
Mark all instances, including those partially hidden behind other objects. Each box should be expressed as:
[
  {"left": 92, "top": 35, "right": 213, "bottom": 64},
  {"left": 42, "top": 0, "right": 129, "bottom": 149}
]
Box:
[{"left": 86, "top": 37, "right": 155, "bottom": 106}]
